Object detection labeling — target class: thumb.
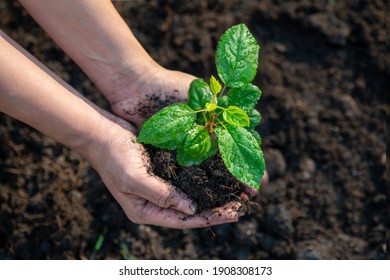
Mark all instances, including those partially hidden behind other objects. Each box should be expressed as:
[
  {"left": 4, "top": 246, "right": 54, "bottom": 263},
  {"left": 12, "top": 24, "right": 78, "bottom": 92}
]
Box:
[
  {"left": 134, "top": 174, "right": 197, "bottom": 215},
  {"left": 240, "top": 171, "right": 269, "bottom": 198}
]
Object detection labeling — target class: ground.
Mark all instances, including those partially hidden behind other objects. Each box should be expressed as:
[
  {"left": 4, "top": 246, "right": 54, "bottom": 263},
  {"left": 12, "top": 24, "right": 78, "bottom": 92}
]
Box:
[{"left": 0, "top": 0, "right": 388, "bottom": 259}]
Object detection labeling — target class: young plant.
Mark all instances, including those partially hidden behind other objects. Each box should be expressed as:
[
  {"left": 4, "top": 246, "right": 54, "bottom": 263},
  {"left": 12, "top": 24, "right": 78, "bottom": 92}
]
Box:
[{"left": 138, "top": 23, "right": 265, "bottom": 189}]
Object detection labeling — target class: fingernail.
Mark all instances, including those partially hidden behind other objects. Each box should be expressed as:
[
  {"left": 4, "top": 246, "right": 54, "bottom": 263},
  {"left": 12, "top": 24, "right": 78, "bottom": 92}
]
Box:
[
  {"left": 247, "top": 187, "right": 258, "bottom": 198},
  {"left": 178, "top": 199, "right": 197, "bottom": 215},
  {"left": 240, "top": 192, "right": 249, "bottom": 201},
  {"left": 230, "top": 202, "right": 245, "bottom": 218},
  {"left": 188, "top": 202, "right": 197, "bottom": 215},
  {"left": 226, "top": 211, "right": 240, "bottom": 222},
  {"left": 231, "top": 201, "right": 241, "bottom": 211}
]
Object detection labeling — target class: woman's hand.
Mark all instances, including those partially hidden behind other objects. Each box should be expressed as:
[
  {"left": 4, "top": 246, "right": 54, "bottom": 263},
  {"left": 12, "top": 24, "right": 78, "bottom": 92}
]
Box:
[
  {"left": 0, "top": 31, "right": 242, "bottom": 229},
  {"left": 86, "top": 116, "right": 243, "bottom": 229}
]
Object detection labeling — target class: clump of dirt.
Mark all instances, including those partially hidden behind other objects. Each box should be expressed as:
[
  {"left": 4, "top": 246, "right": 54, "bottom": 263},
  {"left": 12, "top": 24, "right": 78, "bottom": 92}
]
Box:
[{"left": 147, "top": 146, "right": 244, "bottom": 212}]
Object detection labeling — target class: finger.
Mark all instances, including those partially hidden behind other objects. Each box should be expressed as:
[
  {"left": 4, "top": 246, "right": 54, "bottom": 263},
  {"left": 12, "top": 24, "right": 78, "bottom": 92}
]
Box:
[
  {"left": 240, "top": 170, "right": 269, "bottom": 198},
  {"left": 180, "top": 201, "right": 244, "bottom": 228},
  {"left": 128, "top": 200, "right": 244, "bottom": 229},
  {"left": 240, "top": 184, "right": 259, "bottom": 198},
  {"left": 130, "top": 174, "right": 197, "bottom": 215},
  {"left": 261, "top": 171, "right": 269, "bottom": 186}
]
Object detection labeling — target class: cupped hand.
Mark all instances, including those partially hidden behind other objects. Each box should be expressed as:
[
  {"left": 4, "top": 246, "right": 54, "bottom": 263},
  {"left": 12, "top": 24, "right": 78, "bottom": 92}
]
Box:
[{"left": 86, "top": 115, "right": 243, "bottom": 229}]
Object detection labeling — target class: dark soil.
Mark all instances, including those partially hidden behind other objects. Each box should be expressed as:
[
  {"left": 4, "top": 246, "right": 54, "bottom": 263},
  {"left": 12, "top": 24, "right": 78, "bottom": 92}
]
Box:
[
  {"left": 147, "top": 146, "right": 243, "bottom": 212},
  {"left": 0, "top": 0, "right": 388, "bottom": 260}
]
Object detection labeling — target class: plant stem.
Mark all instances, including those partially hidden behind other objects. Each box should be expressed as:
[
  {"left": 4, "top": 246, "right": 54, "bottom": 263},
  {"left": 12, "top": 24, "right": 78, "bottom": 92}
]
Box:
[
  {"left": 218, "top": 85, "right": 227, "bottom": 99},
  {"left": 202, "top": 111, "right": 208, "bottom": 124}
]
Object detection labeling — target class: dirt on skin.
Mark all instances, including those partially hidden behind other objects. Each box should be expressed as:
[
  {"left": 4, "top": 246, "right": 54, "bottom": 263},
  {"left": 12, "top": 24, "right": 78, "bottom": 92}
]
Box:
[
  {"left": 0, "top": 0, "right": 388, "bottom": 260},
  {"left": 119, "top": 93, "right": 183, "bottom": 122}
]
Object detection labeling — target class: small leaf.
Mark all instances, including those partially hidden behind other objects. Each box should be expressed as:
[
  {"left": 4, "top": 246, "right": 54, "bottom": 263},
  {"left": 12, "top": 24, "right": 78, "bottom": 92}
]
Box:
[
  {"left": 188, "top": 78, "right": 213, "bottom": 110},
  {"left": 210, "top": 75, "right": 222, "bottom": 95},
  {"left": 205, "top": 102, "right": 217, "bottom": 111},
  {"left": 216, "top": 23, "right": 260, "bottom": 88},
  {"left": 137, "top": 104, "right": 196, "bottom": 150},
  {"left": 215, "top": 125, "right": 265, "bottom": 189},
  {"left": 222, "top": 106, "right": 250, "bottom": 127},
  {"left": 247, "top": 109, "right": 262, "bottom": 130},
  {"left": 177, "top": 137, "right": 217, "bottom": 166},
  {"left": 227, "top": 84, "right": 262, "bottom": 112}
]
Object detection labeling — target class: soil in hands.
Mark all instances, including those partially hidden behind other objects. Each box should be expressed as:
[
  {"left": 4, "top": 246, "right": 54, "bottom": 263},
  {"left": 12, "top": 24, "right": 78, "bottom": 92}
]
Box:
[
  {"left": 146, "top": 145, "right": 246, "bottom": 213},
  {"left": 138, "top": 92, "right": 252, "bottom": 213}
]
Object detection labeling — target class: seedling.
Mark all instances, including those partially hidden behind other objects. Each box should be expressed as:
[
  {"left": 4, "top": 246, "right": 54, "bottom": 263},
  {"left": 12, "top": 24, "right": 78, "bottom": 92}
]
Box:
[{"left": 138, "top": 24, "right": 265, "bottom": 189}]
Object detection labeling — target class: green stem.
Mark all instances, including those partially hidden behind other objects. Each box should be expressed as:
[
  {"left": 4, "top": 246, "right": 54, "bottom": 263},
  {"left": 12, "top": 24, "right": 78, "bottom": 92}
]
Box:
[
  {"left": 218, "top": 85, "right": 227, "bottom": 99},
  {"left": 216, "top": 120, "right": 228, "bottom": 130},
  {"left": 192, "top": 108, "right": 207, "bottom": 114},
  {"left": 215, "top": 105, "right": 227, "bottom": 111},
  {"left": 202, "top": 111, "right": 208, "bottom": 124}
]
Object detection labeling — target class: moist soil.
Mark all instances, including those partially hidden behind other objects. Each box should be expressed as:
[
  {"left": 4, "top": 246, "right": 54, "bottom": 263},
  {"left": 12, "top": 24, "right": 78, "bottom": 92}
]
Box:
[
  {"left": 147, "top": 145, "right": 244, "bottom": 212},
  {"left": 0, "top": 1, "right": 388, "bottom": 259}
]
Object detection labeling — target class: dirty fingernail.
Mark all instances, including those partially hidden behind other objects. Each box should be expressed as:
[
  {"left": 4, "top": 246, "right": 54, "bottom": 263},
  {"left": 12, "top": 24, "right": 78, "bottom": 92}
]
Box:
[
  {"left": 231, "top": 202, "right": 245, "bottom": 218},
  {"left": 178, "top": 199, "right": 197, "bottom": 215},
  {"left": 231, "top": 201, "right": 241, "bottom": 210},
  {"left": 245, "top": 186, "right": 258, "bottom": 197},
  {"left": 226, "top": 211, "right": 240, "bottom": 222}
]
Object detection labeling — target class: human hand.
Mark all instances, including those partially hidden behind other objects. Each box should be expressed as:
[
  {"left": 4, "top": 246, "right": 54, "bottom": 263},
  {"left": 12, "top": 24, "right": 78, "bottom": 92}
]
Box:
[
  {"left": 240, "top": 171, "right": 269, "bottom": 201},
  {"left": 103, "top": 63, "right": 195, "bottom": 131},
  {"left": 85, "top": 115, "right": 243, "bottom": 229}
]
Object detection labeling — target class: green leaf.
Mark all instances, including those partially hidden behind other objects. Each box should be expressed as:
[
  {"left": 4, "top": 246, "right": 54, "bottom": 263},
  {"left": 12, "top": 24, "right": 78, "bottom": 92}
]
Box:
[
  {"left": 222, "top": 106, "right": 250, "bottom": 127},
  {"left": 210, "top": 75, "right": 222, "bottom": 95},
  {"left": 250, "top": 130, "right": 262, "bottom": 145},
  {"left": 215, "top": 125, "right": 265, "bottom": 189},
  {"left": 247, "top": 109, "right": 262, "bottom": 130},
  {"left": 137, "top": 103, "right": 196, "bottom": 150},
  {"left": 183, "top": 126, "right": 211, "bottom": 157},
  {"left": 227, "top": 84, "right": 262, "bottom": 112},
  {"left": 177, "top": 137, "right": 217, "bottom": 166},
  {"left": 188, "top": 78, "right": 213, "bottom": 110},
  {"left": 216, "top": 23, "right": 260, "bottom": 88}
]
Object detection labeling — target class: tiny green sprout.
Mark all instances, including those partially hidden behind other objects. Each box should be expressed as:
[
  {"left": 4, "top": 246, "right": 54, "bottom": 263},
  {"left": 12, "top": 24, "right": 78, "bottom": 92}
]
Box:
[
  {"left": 205, "top": 102, "right": 217, "bottom": 111},
  {"left": 210, "top": 75, "right": 222, "bottom": 96},
  {"left": 138, "top": 23, "right": 265, "bottom": 189}
]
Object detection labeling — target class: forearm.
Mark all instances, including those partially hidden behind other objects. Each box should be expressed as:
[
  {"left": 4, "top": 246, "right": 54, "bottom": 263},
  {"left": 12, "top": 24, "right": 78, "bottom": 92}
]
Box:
[
  {"left": 18, "top": 0, "right": 157, "bottom": 103},
  {"left": 0, "top": 31, "right": 111, "bottom": 158}
]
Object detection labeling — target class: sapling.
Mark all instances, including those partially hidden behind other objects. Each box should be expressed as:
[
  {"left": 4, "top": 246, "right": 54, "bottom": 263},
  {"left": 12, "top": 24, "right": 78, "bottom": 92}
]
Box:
[{"left": 138, "top": 23, "right": 265, "bottom": 189}]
